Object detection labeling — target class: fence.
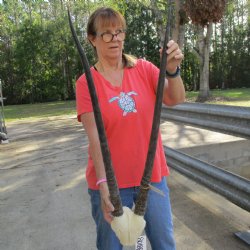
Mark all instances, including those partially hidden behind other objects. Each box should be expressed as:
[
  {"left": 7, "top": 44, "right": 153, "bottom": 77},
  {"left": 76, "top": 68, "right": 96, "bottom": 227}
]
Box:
[
  {"left": 161, "top": 103, "right": 250, "bottom": 139},
  {"left": 165, "top": 146, "right": 250, "bottom": 212},
  {"left": 162, "top": 102, "right": 250, "bottom": 244}
]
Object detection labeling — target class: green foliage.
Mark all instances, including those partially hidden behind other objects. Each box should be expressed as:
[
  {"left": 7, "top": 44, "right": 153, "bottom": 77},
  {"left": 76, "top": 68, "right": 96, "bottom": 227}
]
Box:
[
  {"left": 124, "top": 1, "right": 160, "bottom": 65},
  {"left": 209, "top": 0, "right": 249, "bottom": 89},
  {"left": 183, "top": 0, "right": 249, "bottom": 91},
  {"left": 0, "top": 0, "right": 249, "bottom": 105},
  {"left": 182, "top": 46, "right": 200, "bottom": 91}
]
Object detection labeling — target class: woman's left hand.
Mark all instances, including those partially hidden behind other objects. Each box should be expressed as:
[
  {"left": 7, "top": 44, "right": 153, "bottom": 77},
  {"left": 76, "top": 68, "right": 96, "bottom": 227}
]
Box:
[{"left": 159, "top": 40, "right": 184, "bottom": 74}]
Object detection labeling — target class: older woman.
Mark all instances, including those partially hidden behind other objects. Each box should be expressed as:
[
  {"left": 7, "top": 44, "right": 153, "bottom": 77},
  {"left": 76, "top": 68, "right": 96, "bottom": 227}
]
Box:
[{"left": 76, "top": 7, "right": 185, "bottom": 250}]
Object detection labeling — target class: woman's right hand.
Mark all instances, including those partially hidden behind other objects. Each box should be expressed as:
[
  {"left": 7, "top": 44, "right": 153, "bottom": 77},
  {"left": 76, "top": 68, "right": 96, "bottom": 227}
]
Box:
[{"left": 99, "top": 182, "right": 115, "bottom": 224}]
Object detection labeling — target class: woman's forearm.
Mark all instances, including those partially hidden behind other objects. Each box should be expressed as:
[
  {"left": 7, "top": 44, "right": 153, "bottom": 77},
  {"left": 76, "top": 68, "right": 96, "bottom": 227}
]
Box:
[{"left": 163, "top": 76, "right": 185, "bottom": 106}]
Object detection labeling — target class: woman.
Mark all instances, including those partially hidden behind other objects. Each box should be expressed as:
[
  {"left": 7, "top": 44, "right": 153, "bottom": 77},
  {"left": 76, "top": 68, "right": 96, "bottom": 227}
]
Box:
[{"left": 76, "top": 7, "right": 185, "bottom": 250}]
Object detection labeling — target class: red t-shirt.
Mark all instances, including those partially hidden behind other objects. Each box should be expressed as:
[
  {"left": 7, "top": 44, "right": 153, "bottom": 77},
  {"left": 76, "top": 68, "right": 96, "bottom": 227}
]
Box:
[{"left": 76, "top": 59, "right": 169, "bottom": 190}]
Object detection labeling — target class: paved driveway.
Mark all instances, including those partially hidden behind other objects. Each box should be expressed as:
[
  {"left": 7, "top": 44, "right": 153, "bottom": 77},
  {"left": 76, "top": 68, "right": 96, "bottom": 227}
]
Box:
[{"left": 0, "top": 116, "right": 249, "bottom": 250}]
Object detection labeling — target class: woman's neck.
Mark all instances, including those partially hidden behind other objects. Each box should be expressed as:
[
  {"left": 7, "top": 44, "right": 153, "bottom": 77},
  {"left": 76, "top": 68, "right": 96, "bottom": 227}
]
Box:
[
  {"left": 95, "top": 57, "right": 124, "bottom": 87},
  {"left": 96, "top": 57, "right": 123, "bottom": 73}
]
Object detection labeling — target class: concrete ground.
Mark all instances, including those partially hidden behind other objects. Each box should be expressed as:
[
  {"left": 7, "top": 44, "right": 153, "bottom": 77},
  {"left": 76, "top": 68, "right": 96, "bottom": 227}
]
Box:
[{"left": 0, "top": 115, "right": 249, "bottom": 250}]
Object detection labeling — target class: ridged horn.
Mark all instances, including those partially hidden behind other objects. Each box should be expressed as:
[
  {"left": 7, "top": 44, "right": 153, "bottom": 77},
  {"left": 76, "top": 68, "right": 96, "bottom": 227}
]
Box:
[
  {"left": 68, "top": 9, "right": 123, "bottom": 217},
  {"left": 134, "top": 0, "right": 173, "bottom": 216}
]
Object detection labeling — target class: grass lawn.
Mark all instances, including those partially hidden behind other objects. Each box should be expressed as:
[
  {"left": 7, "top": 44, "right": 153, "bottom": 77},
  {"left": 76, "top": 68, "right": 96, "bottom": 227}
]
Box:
[
  {"left": 2, "top": 88, "right": 250, "bottom": 122},
  {"left": 186, "top": 88, "right": 250, "bottom": 107},
  {"left": 3, "top": 100, "right": 76, "bottom": 122}
]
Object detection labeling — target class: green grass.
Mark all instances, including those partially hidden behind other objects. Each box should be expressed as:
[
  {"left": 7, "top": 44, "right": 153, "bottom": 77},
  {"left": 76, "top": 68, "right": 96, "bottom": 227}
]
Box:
[
  {"left": 186, "top": 88, "right": 250, "bottom": 107},
  {"left": 3, "top": 100, "right": 76, "bottom": 122},
  {"left": 2, "top": 88, "right": 250, "bottom": 122}
]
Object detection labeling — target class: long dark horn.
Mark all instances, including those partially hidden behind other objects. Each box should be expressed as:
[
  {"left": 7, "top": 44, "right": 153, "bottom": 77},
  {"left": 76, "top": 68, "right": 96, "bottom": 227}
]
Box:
[
  {"left": 67, "top": 10, "right": 123, "bottom": 217},
  {"left": 134, "top": 0, "right": 173, "bottom": 216}
]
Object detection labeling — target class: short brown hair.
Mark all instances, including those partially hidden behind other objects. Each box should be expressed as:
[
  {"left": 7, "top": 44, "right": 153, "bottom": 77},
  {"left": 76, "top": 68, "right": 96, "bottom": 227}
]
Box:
[
  {"left": 87, "top": 7, "right": 136, "bottom": 68},
  {"left": 87, "top": 7, "right": 126, "bottom": 37}
]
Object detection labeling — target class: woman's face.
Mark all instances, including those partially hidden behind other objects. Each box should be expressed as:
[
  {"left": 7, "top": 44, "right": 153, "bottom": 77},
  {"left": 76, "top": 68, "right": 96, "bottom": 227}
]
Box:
[{"left": 90, "top": 24, "right": 125, "bottom": 61}]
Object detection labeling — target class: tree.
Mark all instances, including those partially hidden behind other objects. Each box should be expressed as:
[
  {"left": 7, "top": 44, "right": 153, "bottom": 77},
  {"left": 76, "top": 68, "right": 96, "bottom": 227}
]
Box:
[
  {"left": 172, "top": 0, "right": 188, "bottom": 49},
  {"left": 124, "top": 1, "right": 160, "bottom": 65},
  {"left": 0, "top": 0, "right": 248, "bottom": 104},
  {"left": 149, "top": 0, "right": 187, "bottom": 49},
  {"left": 184, "top": 0, "right": 226, "bottom": 101}
]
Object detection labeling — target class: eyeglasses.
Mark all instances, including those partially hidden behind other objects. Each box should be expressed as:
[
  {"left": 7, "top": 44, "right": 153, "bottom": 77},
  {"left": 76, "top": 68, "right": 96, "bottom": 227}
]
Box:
[{"left": 97, "top": 30, "right": 126, "bottom": 43}]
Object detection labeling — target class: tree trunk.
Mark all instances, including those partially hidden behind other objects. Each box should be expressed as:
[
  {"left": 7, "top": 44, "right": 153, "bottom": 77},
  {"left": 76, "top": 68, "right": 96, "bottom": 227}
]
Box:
[
  {"left": 150, "top": 0, "right": 165, "bottom": 46},
  {"left": 172, "top": 0, "right": 186, "bottom": 50},
  {"left": 197, "top": 23, "right": 213, "bottom": 101},
  {"left": 151, "top": 0, "right": 185, "bottom": 49},
  {"left": 220, "top": 18, "right": 225, "bottom": 89}
]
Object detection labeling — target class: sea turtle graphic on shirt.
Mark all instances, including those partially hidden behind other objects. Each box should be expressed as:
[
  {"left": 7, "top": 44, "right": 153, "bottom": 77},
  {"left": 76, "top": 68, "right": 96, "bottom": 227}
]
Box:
[{"left": 109, "top": 91, "right": 138, "bottom": 116}]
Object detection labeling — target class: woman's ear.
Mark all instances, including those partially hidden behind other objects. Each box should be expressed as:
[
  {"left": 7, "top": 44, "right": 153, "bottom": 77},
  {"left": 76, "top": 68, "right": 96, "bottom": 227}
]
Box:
[{"left": 88, "top": 35, "right": 96, "bottom": 48}]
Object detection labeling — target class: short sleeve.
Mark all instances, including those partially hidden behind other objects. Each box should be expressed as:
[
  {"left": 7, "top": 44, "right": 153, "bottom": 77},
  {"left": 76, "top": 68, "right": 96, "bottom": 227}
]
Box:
[{"left": 76, "top": 74, "right": 93, "bottom": 122}]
